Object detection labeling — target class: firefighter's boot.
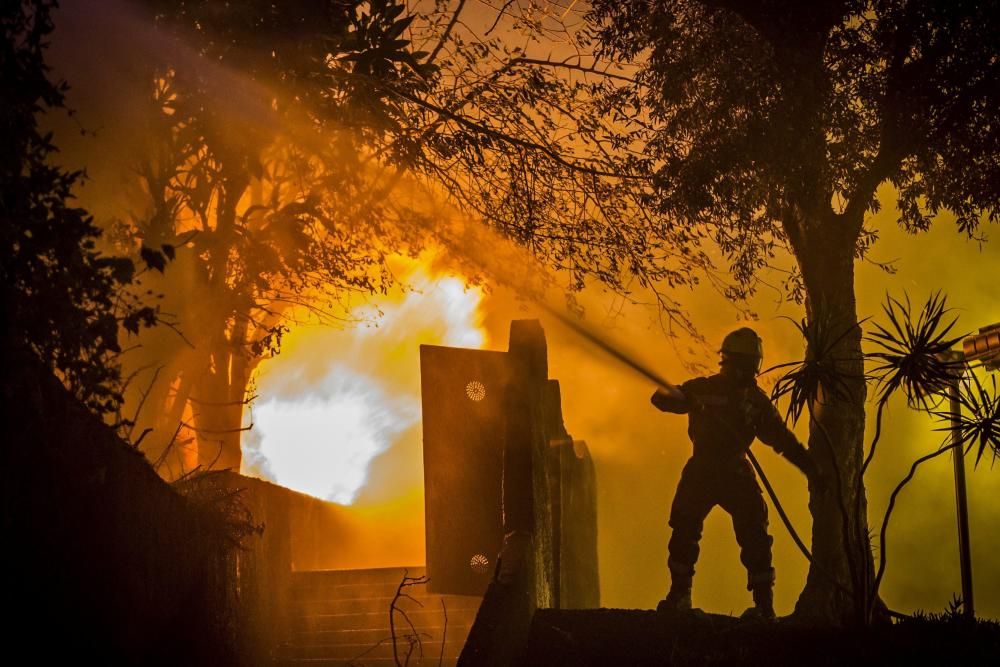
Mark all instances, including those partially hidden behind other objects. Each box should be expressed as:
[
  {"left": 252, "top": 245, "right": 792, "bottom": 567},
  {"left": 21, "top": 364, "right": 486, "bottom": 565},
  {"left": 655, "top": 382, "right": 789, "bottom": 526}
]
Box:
[
  {"left": 657, "top": 560, "right": 693, "bottom": 613},
  {"left": 741, "top": 569, "right": 776, "bottom": 621}
]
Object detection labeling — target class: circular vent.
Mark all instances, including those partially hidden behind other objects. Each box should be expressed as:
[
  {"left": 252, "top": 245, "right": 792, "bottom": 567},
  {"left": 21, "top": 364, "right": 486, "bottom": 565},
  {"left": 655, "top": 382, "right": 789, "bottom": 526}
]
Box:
[
  {"left": 465, "top": 380, "right": 486, "bottom": 402},
  {"left": 470, "top": 553, "right": 490, "bottom": 574}
]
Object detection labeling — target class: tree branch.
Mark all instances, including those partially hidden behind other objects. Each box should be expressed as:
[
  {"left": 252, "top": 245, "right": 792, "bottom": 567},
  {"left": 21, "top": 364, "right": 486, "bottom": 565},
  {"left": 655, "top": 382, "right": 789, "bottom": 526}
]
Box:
[
  {"left": 512, "top": 57, "right": 639, "bottom": 84},
  {"left": 384, "top": 83, "right": 647, "bottom": 180},
  {"left": 871, "top": 440, "right": 961, "bottom": 617},
  {"left": 427, "top": 0, "right": 467, "bottom": 64},
  {"left": 485, "top": 0, "right": 517, "bottom": 37}
]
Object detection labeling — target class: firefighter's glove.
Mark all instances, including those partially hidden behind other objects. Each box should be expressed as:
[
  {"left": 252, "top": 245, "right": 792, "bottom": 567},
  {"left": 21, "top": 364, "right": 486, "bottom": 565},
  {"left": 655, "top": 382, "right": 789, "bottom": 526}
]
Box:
[{"left": 789, "top": 447, "right": 827, "bottom": 497}]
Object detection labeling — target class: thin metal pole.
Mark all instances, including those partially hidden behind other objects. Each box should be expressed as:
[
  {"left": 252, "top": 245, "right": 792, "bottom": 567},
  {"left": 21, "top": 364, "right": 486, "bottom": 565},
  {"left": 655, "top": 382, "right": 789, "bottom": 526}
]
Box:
[{"left": 949, "top": 375, "right": 975, "bottom": 618}]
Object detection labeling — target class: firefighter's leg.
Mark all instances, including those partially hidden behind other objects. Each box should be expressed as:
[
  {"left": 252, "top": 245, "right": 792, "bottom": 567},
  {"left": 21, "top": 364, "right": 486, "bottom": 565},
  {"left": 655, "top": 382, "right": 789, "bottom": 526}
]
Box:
[
  {"left": 721, "top": 469, "right": 775, "bottom": 620},
  {"left": 659, "top": 461, "right": 715, "bottom": 612}
]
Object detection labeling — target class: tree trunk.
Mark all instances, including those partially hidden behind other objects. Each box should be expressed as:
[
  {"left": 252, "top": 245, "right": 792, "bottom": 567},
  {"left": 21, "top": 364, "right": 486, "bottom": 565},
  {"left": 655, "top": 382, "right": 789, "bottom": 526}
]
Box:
[
  {"left": 192, "top": 166, "right": 249, "bottom": 472},
  {"left": 790, "top": 217, "right": 874, "bottom": 624},
  {"left": 192, "top": 337, "right": 249, "bottom": 472},
  {"left": 147, "top": 360, "right": 198, "bottom": 480}
]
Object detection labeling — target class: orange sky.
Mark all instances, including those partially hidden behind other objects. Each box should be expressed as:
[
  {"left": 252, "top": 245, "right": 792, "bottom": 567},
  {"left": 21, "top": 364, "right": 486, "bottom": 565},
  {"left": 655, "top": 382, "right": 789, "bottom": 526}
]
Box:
[
  {"left": 45, "top": 0, "right": 999, "bottom": 620},
  {"left": 239, "top": 203, "right": 999, "bottom": 618}
]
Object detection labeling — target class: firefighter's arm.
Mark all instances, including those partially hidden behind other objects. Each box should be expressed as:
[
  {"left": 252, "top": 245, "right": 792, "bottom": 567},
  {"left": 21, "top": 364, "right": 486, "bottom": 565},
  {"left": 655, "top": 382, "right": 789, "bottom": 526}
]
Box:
[
  {"left": 756, "top": 397, "right": 824, "bottom": 491},
  {"left": 650, "top": 384, "right": 692, "bottom": 414}
]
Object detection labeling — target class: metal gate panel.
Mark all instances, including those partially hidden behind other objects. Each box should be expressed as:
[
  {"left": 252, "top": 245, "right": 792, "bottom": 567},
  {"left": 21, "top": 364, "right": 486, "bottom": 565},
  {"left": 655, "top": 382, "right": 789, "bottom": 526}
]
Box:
[{"left": 420, "top": 344, "right": 512, "bottom": 595}]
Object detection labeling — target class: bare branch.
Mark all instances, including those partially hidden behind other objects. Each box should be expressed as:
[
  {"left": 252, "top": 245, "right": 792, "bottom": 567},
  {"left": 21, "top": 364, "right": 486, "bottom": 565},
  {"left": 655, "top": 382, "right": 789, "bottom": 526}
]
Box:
[
  {"left": 512, "top": 56, "right": 638, "bottom": 84},
  {"left": 428, "top": 0, "right": 467, "bottom": 64}
]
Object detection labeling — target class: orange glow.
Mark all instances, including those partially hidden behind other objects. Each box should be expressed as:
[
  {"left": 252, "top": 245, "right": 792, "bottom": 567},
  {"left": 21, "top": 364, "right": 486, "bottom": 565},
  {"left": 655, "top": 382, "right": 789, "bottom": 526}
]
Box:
[
  {"left": 251, "top": 376, "right": 416, "bottom": 503},
  {"left": 243, "top": 254, "right": 487, "bottom": 507}
]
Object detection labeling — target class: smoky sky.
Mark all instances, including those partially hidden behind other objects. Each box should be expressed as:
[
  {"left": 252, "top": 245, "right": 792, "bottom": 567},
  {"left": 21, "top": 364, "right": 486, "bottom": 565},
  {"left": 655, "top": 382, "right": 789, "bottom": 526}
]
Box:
[{"left": 43, "top": 1, "right": 999, "bottom": 619}]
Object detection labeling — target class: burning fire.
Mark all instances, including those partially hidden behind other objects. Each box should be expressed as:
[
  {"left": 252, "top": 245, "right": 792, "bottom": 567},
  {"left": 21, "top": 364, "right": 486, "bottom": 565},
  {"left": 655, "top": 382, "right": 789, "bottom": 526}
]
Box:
[
  {"left": 251, "top": 372, "right": 417, "bottom": 504},
  {"left": 243, "top": 256, "right": 487, "bottom": 505}
]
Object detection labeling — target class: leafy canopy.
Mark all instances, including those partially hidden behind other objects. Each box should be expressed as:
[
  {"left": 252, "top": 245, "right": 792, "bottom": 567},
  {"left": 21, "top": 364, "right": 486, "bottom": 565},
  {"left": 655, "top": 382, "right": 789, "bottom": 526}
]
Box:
[
  {"left": 1, "top": 1, "right": 158, "bottom": 416},
  {"left": 590, "top": 0, "right": 1000, "bottom": 296}
]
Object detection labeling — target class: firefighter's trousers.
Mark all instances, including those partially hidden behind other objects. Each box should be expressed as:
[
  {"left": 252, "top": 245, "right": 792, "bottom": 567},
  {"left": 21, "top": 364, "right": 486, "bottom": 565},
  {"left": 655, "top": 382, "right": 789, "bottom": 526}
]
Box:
[{"left": 667, "top": 456, "right": 774, "bottom": 587}]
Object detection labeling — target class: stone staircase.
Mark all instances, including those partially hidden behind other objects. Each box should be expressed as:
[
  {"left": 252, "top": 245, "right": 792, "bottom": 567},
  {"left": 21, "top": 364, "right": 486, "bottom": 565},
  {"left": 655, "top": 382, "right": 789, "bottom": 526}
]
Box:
[{"left": 274, "top": 567, "right": 482, "bottom": 666}]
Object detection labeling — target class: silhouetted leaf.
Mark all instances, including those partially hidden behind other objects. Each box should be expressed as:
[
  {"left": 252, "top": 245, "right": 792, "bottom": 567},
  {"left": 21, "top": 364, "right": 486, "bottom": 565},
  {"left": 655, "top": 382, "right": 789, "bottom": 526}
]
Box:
[
  {"left": 768, "top": 316, "right": 866, "bottom": 425},
  {"left": 139, "top": 245, "right": 167, "bottom": 273},
  {"left": 866, "top": 292, "right": 966, "bottom": 410},
  {"left": 933, "top": 372, "right": 1000, "bottom": 468}
]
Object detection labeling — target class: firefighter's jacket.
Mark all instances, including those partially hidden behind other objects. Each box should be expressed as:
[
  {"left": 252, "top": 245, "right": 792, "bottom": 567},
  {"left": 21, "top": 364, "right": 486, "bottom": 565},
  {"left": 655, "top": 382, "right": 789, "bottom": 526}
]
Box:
[{"left": 651, "top": 373, "right": 814, "bottom": 475}]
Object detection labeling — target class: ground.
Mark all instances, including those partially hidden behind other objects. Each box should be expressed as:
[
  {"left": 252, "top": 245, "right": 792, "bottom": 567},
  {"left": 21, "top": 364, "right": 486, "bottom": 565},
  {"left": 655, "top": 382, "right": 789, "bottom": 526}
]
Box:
[{"left": 518, "top": 608, "right": 1000, "bottom": 666}]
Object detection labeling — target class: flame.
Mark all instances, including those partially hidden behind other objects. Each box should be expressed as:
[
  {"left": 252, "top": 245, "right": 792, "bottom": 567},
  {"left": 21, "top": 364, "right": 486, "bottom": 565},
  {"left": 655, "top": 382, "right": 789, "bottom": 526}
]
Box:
[
  {"left": 250, "top": 371, "right": 417, "bottom": 504},
  {"left": 243, "top": 254, "right": 487, "bottom": 506}
]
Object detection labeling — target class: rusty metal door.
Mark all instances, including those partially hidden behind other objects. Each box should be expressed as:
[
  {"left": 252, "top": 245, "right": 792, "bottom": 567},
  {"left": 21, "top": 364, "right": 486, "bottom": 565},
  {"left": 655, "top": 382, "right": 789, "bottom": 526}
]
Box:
[{"left": 420, "top": 344, "right": 512, "bottom": 595}]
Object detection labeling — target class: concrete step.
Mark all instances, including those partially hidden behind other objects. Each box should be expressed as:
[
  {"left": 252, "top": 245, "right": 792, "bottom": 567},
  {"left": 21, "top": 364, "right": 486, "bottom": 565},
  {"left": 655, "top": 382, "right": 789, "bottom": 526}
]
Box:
[
  {"left": 294, "top": 594, "right": 480, "bottom": 616},
  {"left": 294, "top": 609, "right": 477, "bottom": 633},
  {"left": 288, "top": 567, "right": 463, "bottom": 605},
  {"left": 290, "top": 625, "right": 462, "bottom": 647},
  {"left": 274, "top": 659, "right": 456, "bottom": 667},
  {"left": 291, "top": 581, "right": 443, "bottom": 602},
  {"left": 277, "top": 568, "right": 476, "bottom": 667},
  {"left": 276, "top": 638, "right": 467, "bottom": 660},
  {"left": 291, "top": 567, "right": 427, "bottom": 588}
]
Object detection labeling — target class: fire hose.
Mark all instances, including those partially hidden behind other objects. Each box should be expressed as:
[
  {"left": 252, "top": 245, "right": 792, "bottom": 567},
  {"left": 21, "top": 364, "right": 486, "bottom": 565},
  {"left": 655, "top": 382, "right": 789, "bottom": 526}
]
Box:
[
  {"left": 540, "top": 306, "right": 816, "bottom": 563},
  {"left": 542, "top": 305, "right": 903, "bottom": 610},
  {"left": 541, "top": 306, "right": 931, "bottom": 618}
]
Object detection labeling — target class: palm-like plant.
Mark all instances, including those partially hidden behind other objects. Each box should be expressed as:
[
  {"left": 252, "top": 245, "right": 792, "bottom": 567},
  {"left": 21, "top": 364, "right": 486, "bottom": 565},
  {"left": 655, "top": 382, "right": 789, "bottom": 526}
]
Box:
[
  {"left": 872, "top": 370, "right": 999, "bottom": 619},
  {"left": 934, "top": 372, "right": 1000, "bottom": 468},
  {"left": 770, "top": 292, "right": 987, "bottom": 624},
  {"left": 767, "top": 314, "right": 868, "bottom": 622},
  {"left": 767, "top": 314, "right": 866, "bottom": 426},
  {"left": 863, "top": 292, "right": 999, "bottom": 622},
  {"left": 864, "top": 292, "right": 965, "bottom": 473},
  {"left": 867, "top": 292, "right": 965, "bottom": 406}
]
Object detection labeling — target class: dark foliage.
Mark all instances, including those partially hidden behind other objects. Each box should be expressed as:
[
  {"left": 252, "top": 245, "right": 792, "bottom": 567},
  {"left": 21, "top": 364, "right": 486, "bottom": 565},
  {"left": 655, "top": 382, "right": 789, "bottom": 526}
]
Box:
[
  {"left": 0, "top": 0, "right": 157, "bottom": 416},
  {"left": 173, "top": 470, "right": 265, "bottom": 550},
  {"left": 767, "top": 315, "right": 865, "bottom": 425},
  {"left": 867, "top": 291, "right": 966, "bottom": 408},
  {"left": 589, "top": 0, "right": 1000, "bottom": 288},
  {"left": 934, "top": 372, "right": 1000, "bottom": 468},
  {"left": 139, "top": 0, "right": 435, "bottom": 145}
]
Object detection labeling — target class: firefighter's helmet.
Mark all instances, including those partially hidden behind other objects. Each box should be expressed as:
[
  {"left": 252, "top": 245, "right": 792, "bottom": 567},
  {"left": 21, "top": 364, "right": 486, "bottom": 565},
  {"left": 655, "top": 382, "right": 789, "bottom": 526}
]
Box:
[{"left": 720, "top": 327, "right": 764, "bottom": 373}]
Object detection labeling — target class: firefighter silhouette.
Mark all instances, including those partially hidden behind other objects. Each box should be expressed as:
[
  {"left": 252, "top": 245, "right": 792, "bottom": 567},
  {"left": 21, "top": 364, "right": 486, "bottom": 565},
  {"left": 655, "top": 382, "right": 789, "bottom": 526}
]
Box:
[{"left": 651, "top": 328, "right": 820, "bottom": 620}]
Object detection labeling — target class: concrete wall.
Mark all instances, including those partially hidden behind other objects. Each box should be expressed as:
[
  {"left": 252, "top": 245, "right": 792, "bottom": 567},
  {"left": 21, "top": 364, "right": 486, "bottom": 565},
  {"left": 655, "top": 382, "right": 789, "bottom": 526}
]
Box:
[
  {"left": 554, "top": 439, "right": 600, "bottom": 610},
  {"left": 0, "top": 351, "right": 359, "bottom": 665},
  {"left": 2, "top": 351, "right": 239, "bottom": 665},
  {"left": 458, "top": 320, "right": 600, "bottom": 666}
]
